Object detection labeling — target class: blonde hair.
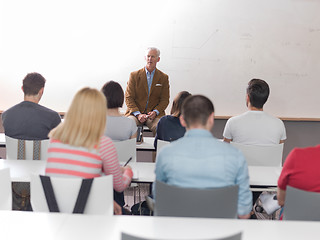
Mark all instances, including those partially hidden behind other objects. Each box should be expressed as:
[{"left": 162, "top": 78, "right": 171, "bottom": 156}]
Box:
[{"left": 49, "top": 87, "right": 107, "bottom": 149}]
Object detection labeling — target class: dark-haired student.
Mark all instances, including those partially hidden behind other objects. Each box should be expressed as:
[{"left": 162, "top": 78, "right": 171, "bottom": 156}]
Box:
[
  {"left": 101, "top": 81, "right": 137, "bottom": 214},
  {"left": 2, "top": 72, "right": 61, "bottom": 140},
  {"left": 155, "top": 95, "right": 252, "bottom": 219},
  {"left": 154, "top": 91, "right": 191, "bottom": 149},
  {"left": 101, "top": 81, "right": 137, "bottom": 141},
  {"left": 223, "top": 79, "right": 286, "bottom": 145}
]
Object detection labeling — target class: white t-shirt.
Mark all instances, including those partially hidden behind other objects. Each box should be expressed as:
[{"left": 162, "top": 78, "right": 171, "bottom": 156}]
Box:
[
  {"left": 223, "top": 111, "right": 286, "bottom": 145},
  {"left": 104, "top": 115, "right": 137, "bottom": 141}
]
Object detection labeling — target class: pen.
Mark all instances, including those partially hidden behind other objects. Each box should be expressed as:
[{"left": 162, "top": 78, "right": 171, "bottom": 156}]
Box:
[{"left": 124, "top": 157, "right": 132, "bottom": 167}]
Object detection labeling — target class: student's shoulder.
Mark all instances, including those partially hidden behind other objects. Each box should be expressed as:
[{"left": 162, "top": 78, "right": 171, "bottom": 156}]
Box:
[
  {"left": 2, "top": 102, "right": 31, "bottom": 119},
  {"left": 99, "top": 135, "right": 115, "bottom": 149},
  {"left": 36, "top": 104, "right": 59, "bottom": 115},
  {"left": 226, "top": 112, "right": 248, "bottom": 124},
  {"left": 262, "top": 112, "right": 284, "bottom": 125}
]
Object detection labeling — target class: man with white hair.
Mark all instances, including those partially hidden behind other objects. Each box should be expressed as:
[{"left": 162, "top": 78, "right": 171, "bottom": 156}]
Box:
[{"left": 125, "top": 47, "right": 170, "bottom": 135}]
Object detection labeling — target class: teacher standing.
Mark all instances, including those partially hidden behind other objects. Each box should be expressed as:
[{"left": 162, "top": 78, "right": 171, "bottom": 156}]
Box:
[{"left": 125, "top": 47, "right": 170, "bottom": 135}]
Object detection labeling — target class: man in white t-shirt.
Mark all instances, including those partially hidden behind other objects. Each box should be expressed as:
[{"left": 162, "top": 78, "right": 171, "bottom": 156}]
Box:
[{"left": 223, "top": 79, "right": 286, "bottom": 145}]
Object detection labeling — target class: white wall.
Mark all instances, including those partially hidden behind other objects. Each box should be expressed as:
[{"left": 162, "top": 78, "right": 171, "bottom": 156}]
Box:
[{"left": 1, "top": 0, "right": 320, "bottom": 118}]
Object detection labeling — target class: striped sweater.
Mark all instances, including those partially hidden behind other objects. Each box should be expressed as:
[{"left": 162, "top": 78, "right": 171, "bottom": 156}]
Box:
[{"left": 45, "top": 136, "right": 133, "bottom": 192}]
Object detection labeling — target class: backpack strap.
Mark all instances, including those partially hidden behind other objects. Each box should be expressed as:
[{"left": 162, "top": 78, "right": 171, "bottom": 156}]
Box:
[
  {"left": 40, "top": 176, "right": 94, "bottom": 214},
  {"left": 40, "top": 175, "right": 60, "bottom": 212},
  {"left": 17, "top": 139, "right": 25, "bottom": 160},
  {"left": 33, "top": 140, "right": 41, "bottom": 160},
  {"left": 73, "top": 178, "right": 94, "bottom": 214}
]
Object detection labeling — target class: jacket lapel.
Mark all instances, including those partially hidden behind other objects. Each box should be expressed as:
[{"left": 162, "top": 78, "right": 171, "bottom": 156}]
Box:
[{"left": 140, "top": 68, "right": 149, "bottom": 94}]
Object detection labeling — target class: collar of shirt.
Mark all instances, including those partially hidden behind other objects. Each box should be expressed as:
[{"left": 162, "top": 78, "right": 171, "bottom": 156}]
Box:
[
  {"left": 184, "top": 129, "right": 213, "bottom": 138},
  {"left": 145, "top": 67, "right": 156, "bottom": 78}
]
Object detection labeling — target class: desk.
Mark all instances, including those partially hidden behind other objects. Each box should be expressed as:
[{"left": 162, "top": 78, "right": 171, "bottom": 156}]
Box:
[
  {"left": 0, "top": 159, "right": 46, "bottom": 182},
  {"left": 0, "top": 133, "right": 156, "bottom": 151},
  {"left": 136, "top": 137, "right": 155, "bottom": 151},
  {"left": 0, "top": 211, "right": 317, "bottom": 240},
  {"left": 130, "top": 163, "right": 281, "bottom": 189},
  {"left": 0, "top": 160, "right": 281, "bottom": 188},
  {"left": 0, "top": 133, "right": 5, "bottom": 148}
]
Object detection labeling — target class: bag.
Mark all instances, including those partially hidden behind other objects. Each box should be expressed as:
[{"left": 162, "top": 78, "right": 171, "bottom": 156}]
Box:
[
  {"left": 131, "top": 201, "right": 153, "bottom": 216},
  {"left": 12, "top": 182, "right": 32, "bottom": 211},
  {"left": 253, "top": 191, "right": 282, "bottom": 220},
  {"left": 11, "top": 139, "right": 41, "bottom": 211}
]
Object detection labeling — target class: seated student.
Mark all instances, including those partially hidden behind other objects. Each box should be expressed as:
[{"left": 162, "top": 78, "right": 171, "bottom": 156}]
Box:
[
  {"left": 154, "top": 95, "right": 252, "bottom": 219},
  {"left": 154, "top": 91, "right": 191, "bottom": 149},
  {"left": 101, "top": 81, "right": 137, "bottom": 141},
  {"left": 45, "top": 87, "right": 133, "bottom": 215},
  {"left": 223, "top": 79, "right": 286, "bottom": 145},
  {"left": 2, "top": 72, "right": 61, "bottom": 140},
  {"left": 101, "top": 80, "right": 137, "bottom": 212},
  {"left": 277, "top": 145, "right": 320, "bottom": 207}
]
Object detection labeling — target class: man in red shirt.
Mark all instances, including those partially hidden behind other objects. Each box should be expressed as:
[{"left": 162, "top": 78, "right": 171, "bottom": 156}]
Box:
[{"left": 277, "top": 145, "right": 320, "bottom": 206}]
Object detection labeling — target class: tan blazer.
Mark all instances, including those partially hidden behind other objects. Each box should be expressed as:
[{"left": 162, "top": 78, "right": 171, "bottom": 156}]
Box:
[{"left": 125, "top": 68, "right": 170, "bottom": 117}]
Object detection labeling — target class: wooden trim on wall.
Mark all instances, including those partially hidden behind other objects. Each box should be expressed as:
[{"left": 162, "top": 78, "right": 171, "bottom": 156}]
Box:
[
  {"left": 1, "top": 110, "right": 319, "bottom": 122},
  {"left": 214, "top": 115, "right": 320, "bottom": 122}
]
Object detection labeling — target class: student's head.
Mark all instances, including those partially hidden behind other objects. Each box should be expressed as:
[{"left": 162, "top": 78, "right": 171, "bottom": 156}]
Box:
[
  {"left": 101, "top": 81, "right": 124, "bottom": 109},
  {"left": 180, "top": 95, "right": 215, "bottom": 130},
  {"left": 49, "top": 87, "right": 107, "bottom": 149},
  {"left": 170, "top": 91, "right": 192, "bottom": 118},
  {"left": 246, "top": 79, "right": 270, "bottom": 109},
  {"left": 22, "top": 72, "right": 46, "bottom": 96}
]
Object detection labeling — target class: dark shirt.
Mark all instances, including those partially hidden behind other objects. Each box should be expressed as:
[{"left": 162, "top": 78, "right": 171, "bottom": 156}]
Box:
[
  {"left": 154, "top": 115, "right": 186, "bottom": 149},
  {"left": 2, "top": 101, "right": 61, "bottom": 140}
]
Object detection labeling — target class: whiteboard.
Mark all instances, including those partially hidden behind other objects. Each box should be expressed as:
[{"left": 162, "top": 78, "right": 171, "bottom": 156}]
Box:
[{"left": 1, "top": 0, "right": 320, "bottom": 118}]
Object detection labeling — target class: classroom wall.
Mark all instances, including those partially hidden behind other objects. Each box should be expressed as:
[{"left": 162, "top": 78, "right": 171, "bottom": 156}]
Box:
[{"left": 1, "top": 0, "right": 320, "bottom": 118}]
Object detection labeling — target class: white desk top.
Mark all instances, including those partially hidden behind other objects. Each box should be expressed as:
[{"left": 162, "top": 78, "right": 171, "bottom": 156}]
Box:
[
  {"left": 136, "top": 137, "right": 155, "bottom": 151},
  {"left": 0, "top": 133, "right": 155, "bottom": 151},
  {"left": 130, "top": 163, "right": 281, "bottom": 187},
  {"left": 0, "top": 133, "right": 5, "bottom": 147},
  {"left": 0, "top": 159, "right": 46, "bottom": 182},
  {"left": 0, "top": 160, "right": 281, "bottom": 187},
  {"left": 0, "top": 211, "right": 318, "bottom": 240}
]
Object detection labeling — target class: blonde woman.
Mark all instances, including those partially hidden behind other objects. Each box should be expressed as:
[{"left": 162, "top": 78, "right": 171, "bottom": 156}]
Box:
[{"left": 45, "top": 87, "right": 133, "bottom": 215}]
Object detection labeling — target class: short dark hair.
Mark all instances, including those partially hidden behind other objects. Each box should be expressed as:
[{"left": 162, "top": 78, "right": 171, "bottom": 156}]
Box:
[
  {"left": 22, "top": 72, "right": 46, "bottom": 96},
  {"left": 101, "top": 81, "right": 124, "bottom": 109},
  {"left": 170, "top": 91, "right": 192, "bottom": 117},
  {"left": 247, "top": 79, "right": 270, "bottom": 109},
  {"left": 181, "top": 95, "right": 214, "bottom": 127}
]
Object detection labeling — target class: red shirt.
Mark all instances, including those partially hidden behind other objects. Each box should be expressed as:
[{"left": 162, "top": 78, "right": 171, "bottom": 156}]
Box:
[{"left": 278, "top": 145, "right": 320, "bottom": 192}]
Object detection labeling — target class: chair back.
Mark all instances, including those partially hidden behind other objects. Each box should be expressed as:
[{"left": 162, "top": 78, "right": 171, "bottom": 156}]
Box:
[
  {"left": 0, "top": 168, "right": 12, "bottom": 210},
  {"left": 154, "top": 181, "right": 238, "bottom": 218},
  {"left": 122, "top": 231, "right": 242, "bottom": 240},
  {"left": 5, "top": 135, "right": 49, "bottom": 160},
  {"left": 283, "top": 186, "right": 320, "bottom": 221},
  {"left": 113, "top": 138, "right": 137, "bottom": 164},
  {"left": 156, "top": 139, "right": 170, "bottom": 158},
  {"left": 230, "top": 142, "right": 284, "bottom": 167},
  {"left": 30, "top": 174, "right": 113, "bottom": 215}
]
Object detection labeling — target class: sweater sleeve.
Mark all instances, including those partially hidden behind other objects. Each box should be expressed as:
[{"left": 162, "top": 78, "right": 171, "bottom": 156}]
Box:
[
  {"left": 278, "top": 149, "right": 296, "bottom": 190},
  {"left": 99, "top": 136, "right": 133, "bottom": 192}
]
